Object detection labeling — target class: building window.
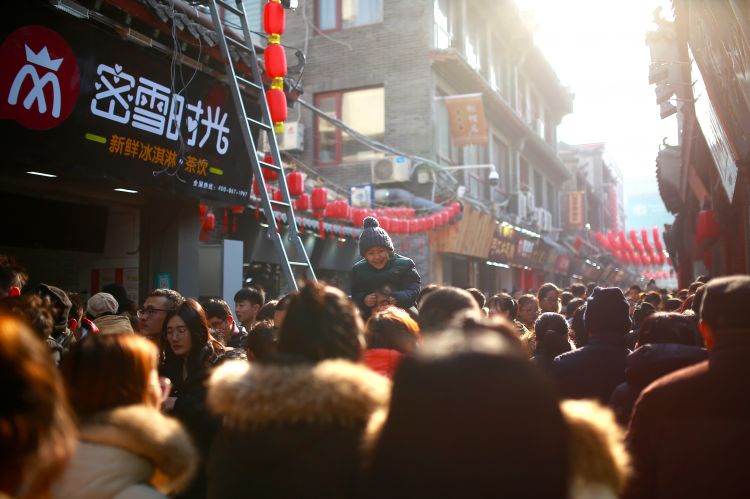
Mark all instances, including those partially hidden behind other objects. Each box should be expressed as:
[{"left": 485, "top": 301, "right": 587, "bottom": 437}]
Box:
[
  {"left": 533, "top": 170, "right": 543, "bottom": 209},
  {"left": 315, "top": 87, "right": 385, "bottom": 164},
  {"left": 489, "top": 39, "right": 506, "bottom": 97},
  {"left": 435, "top": 89, "right": 454, "bottom": 164},
  {"left": 317, "top": 0, "right": 383, "bottom": 31},
  {"left": 465, "top": 27, "right": 481, "bottom": 71},
  {"left": 491, "top": 135, "right": 508, "bottom": 194},
  {"left": 434, "top": 0, "right": 451, "bottom": 49}
]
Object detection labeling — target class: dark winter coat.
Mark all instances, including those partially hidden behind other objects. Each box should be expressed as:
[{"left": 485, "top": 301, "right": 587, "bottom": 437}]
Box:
[
  {"left": 551, "top": 335, "right": 630, "bottom": 403},
  {"left": 351, "top": 253, "right": 420, "bottom": 319},
  {"left": 609, "top": 343, "right": 707, "bottom": 426},
  {"left": 160, "top": 344, "right": 243, "bottom": 499},
  {"left": 226, "top": 326, "right": 248, "bottom": 349},
  {"left": 625, "top": 335, "right": 750, "bottom": 499},
  {"left": 206, "top": 358, "right": 390, "bottom": 499}
]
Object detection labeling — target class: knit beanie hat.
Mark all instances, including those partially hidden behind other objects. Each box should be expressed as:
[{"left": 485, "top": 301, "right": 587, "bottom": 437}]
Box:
[
  {"left": 584, "top": 287, "right": 632, "bottom": 336},
  {"left": 359, "top": 217, "right": 394, "bottom": 257}
]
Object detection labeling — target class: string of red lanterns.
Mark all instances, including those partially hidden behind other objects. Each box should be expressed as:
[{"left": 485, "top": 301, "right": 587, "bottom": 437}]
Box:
[
  {"left": 592, "top": 227, "right": 669, "bottom": 268},
  {"left": 263, "top": 0, "right": 287, "bottom": 133}
]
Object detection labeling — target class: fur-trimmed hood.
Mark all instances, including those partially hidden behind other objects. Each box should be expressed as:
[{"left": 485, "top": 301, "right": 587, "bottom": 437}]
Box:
[
  {"left": 53, "top": 405, "right": 197, "bottom": 498},
  {"left": 208, "top": 359, "right": 391, "bottom": 428}
]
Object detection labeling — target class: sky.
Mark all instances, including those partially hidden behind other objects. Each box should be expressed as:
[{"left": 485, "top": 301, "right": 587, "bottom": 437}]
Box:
[{"left": 515, "top": 0, "right": 676, "bottom": 184}]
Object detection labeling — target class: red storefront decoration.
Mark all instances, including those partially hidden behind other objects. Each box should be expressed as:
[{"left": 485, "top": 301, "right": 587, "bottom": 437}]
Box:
[
  {"left": 286, "top": 171, "right": 303, "bottom": 197},
  {"left": 262, "top": 153, "right": 278, "bottom": 182},
  {"left": 264, "top": 42, "right": 287, "bottom": 80},
  {"left": 263, "top": 0, "right": 287, "bottom": 133}
]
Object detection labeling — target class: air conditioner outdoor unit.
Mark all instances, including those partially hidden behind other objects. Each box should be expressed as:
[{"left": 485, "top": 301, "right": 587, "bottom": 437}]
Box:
[
  {"left": 371, "top": 155, "right": 411, "bottom": 184},
  {"left": 534, "top": 207, "right": 547, "bottom": 231},
  {"left": 526, "top": 191, "right": 536, "bottom": 211},
  {"left": 510, "top": 191, "right": 528, "bottom": 220},
  {"left": 279, "top": 121, "right": 304, "bottom": 151},
  {"left": 546, "top": 210, "right": 554, "bottom": 231}
]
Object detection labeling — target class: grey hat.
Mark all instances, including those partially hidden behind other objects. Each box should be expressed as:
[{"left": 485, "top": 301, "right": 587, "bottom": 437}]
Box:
[
  {"left": 359, "top": 217, "right": 394, "bottom": 256},
  {"left": 87, "top": 292, "right": 119, "bottom": 318}
]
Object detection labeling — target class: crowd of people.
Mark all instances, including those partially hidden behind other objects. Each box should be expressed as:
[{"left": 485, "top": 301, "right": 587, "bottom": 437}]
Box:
[{"left": 1, "top": 216, "right": 749, "bottom": 499}]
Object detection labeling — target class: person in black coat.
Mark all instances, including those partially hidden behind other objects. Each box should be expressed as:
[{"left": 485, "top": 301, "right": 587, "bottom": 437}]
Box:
[
  {"left": 552, "top": 287, "right": 632, "bottom": 403},
  {"left": 160, "top": 299, "right": 244, "bottom": 499},
  {"left": 531, "top": 312, "right": 572, "bottom": 375},
  {"left": 610, "top": 312, "right": 707, "bottom": 426},
  {"left": 207, "top": 282, "right": 390, "bottom": 499},
  {"left": 625, "top": 276, "right": 750, "bottom": 499}
]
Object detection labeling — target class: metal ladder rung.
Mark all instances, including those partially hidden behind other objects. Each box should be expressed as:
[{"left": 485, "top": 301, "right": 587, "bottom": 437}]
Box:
[
  {"left": 289, "top": 261, "right": 310, "bottom": 267},
  {"left": 270, "top": 199, "right": 291, "bottom": 208},
  {"left": 216, "top": 0, "right": 244, "bottom": 17},
  {"left": 247, "top": 117, "right": 272, "bottom": 131},
  {"left": 236, "top": 75, "right": 262, "bottom": 91},
  {"left": 259, "top": 160, "right": 281, "bottom": 171},
  {"left": 226, "top": 35, "right": 252, "bottom": 52}
]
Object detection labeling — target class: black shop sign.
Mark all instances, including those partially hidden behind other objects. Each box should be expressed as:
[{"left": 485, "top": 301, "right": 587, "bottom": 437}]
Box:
[
  {"left": 0, "top": 3, "right": 254, "bottom": 204},
  {"left": 488, "top": 223, "right": 549, "bottom": 269}
]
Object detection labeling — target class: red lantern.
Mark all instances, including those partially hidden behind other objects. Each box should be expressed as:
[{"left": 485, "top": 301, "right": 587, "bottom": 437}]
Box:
[
  {"left": 263, "top": 1, "right": 286, "bottom": 36},
  {"left": 202, "top": 211, "right": 215, "bottom": 231},
  {"left": 311, "top": 187, "right": 327, "bottom": 212},
  {"left": 199, "top": 204, "right": 207, "bottom": 218},
  {"left": 286, "top": 171, "right": 304, "bottom": 197},
  {"left": 295, "top": 193, "right": 310, "bottom": 211},
  {"left": 351, "top": 208, "right": 366, "bottom": 227},
  {"left": 272, "top": 188, "right": 283, "bottom": 209},
  {"left": 450, "top": 201, "right": 461, "bottom": 218},
  {"left": 654, "top": 226, "right": 667, "bottom": 252},
  {"left": 264, "top": 42, "right": 287, "bottom": 79},
  {"left": 380, "top": 216, "right": 391, "bottom": 232},
  {"left": 261, "top": 154, "right": 278, "bottom": 181},
  {"left": 266, "top": 88, "right": 287, "bottom": 124}
]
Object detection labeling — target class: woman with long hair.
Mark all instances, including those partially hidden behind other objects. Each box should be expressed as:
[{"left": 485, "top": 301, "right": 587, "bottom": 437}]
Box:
[
  {"left": 0, "top": 316, "right": 76, "bottom": 499},
  {"left": 54, "top": 333, "right": 196, "bottom": 499},
  {"left": 160, "top": 299, "right": 242, "bottom": 498},
  {"left": 207, "top": 281, "right": 390, "bottom": 498}
]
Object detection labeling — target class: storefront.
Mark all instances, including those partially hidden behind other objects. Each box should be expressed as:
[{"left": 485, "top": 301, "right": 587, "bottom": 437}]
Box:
[{"left": 0, "top": 2, "right": 258, "bottom": 304}]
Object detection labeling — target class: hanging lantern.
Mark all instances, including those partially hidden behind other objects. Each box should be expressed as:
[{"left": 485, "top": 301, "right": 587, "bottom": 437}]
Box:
[
  {"left": 272, "top": 188, "right": 284, "bottom": 210},
  {"left": 230, "top": 206, "right": 244, "bottom": 233},
  {"left": 380, "top": 216, "right": 391, "bottom": 232},
  {"left": 202, "top": 211, "right": 216, "bottom": 231},
  {"left": 286, "top": 171, "right": 304, "bottom": 197},
  {"left": 263, "top": 0, "right": 285, "bottom": 36},
  {"left": 199, "top": 204, "right": 207, "bottom": 218},
  {"left": 311, "top": 186, "right": 328, "bottom": 211},
  {"left": 653, "top": 227, "right": 667, "bottom": 252},
  {"left": 261, "top": 153, "right": 278, "bottom": 182},
  {"left": 295, "top": 192, "right": 310, "bottom": 211},
  {"left": 450, "top": 201, "right": 461, "bottom": 219},
  {"left": 263, "top": 0, "right": 287, "bottom": 133},
  {"left": 324, "top": 203, "right": 337, "bottom": 219},
  {"left": 264, "top": 42, "right": 287, "bottom": 80},
  {"left": 351, "top": 207, "right": 366, "bottom": 227},
  {"left": 266, "top": 88, "right": 287, "bottom": 132}
]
